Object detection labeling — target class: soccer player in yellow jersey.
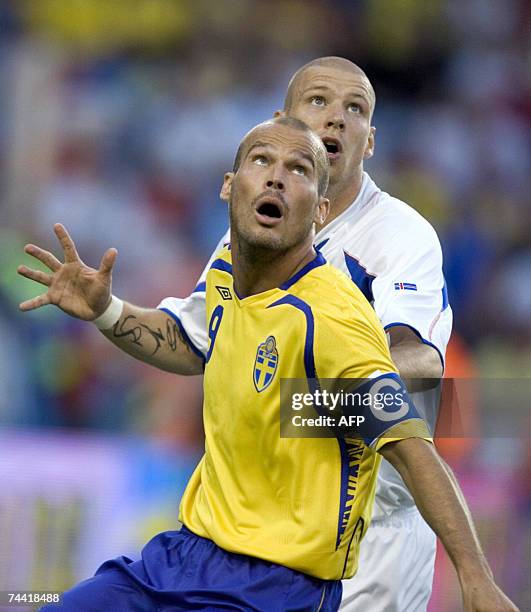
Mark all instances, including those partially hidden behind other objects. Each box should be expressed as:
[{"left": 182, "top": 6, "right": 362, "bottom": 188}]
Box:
[{"left": 20, "top": 118, "right": 517, "bottom": 611}]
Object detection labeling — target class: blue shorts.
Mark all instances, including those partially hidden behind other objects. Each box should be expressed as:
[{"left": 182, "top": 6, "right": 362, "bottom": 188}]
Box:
[{"left": 41, "top": 526, "right": 342, "bottom": 611}]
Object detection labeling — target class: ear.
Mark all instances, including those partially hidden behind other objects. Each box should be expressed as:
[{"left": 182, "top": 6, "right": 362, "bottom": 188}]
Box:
[
  {"left": 220, "top": 172, "right": 234, "bottom": 202},
  {"left": 273, "top": 109, "right": 285, "bottom": 118},
  {"left": 315, "top": 196, "right": 330, "bottom": 226},
  {"left": 363, "top": 126, "right": 376, "bottom": 160}
]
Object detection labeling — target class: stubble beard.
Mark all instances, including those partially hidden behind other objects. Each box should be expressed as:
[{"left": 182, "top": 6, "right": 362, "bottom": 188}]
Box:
[
  {"left": 229, "top": 201, "right": 287, "bottom": 265},
  {"left": 230, "top": 204, "right": 315, "bottom": 267}
]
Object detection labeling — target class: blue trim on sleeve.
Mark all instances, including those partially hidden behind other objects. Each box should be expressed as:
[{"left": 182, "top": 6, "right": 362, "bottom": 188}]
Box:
[
  {"left": 343, "top": 252, "right": 375, "bottom": 303},
  {"left": 384, "top": 322, "right": 445, "bottom": 369},
  {"left": 442, "top": 279, "right": 449, "bottom": 311},
  {"left": 279, "top": 251, "right": 326, "bottom": 291},
  {"left": 210, "top": 259, "right": 233, "bottom": 275},
  {"left": 268, "top": 293, "right": 348, "bottom": 551},
  {"left": 193, "top": 282, "right": 206, "bottom": 293},
  {"left": 159, "top": 308, "right": 206, "bottom": 362}
]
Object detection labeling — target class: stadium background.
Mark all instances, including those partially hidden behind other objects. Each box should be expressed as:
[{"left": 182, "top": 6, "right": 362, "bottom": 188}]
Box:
[{"left": 0, "top": 1, "right": 529, "bottom": 610}]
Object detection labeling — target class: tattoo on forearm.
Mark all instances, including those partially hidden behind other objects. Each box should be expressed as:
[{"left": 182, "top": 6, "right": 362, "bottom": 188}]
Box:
[
  {"left": 113, "top": 315, "right": 143, "bottom": 347},
  {"left": 140, "top": 323, "right": 164, "bottom": 355},
  {"left": 112, "top": 314, "right": 188, "bottom": 356},
  {"left": 166, "top": 318, "right": 179, "bottom": 351}
]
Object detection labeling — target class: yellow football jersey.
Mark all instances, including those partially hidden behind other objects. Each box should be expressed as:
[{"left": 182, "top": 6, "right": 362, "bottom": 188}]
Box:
[{"left": 179, "top": 247, "right": 431, "bottom": 581}]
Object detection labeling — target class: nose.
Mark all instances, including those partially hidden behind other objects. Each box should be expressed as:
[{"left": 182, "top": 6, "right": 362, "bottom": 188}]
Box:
[
  {"left": 326, "top": 106, "right": 345, "bottom": 131},
  {"left": 266, "top": 178, "right": 285, "bottom": 191}
]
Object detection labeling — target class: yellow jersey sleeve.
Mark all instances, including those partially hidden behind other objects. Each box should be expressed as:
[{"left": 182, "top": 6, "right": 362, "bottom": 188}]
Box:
[{"left": 312, "top": 268, "right": 432, "bottom": 448}]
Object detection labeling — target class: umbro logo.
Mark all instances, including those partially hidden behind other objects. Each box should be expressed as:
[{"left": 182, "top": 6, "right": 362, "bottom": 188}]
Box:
[{"left": 216, "top": 286, "right": 232, "bottom": 300}]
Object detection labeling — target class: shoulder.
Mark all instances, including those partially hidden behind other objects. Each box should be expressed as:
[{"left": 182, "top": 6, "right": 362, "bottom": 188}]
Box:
[
  {"left": 299, "top": 263, "right": 380, "bottom": 327},
  {"left": 371, "top": 188, "right": 442, "bottom": 252},
  {"left": 302, "top": 265, "right": 394, "bottom": 373}
]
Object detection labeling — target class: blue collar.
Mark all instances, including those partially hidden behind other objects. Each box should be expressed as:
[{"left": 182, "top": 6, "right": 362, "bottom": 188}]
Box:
[{"left": 279, "top": 251, "right": 326, "bottom": 291}]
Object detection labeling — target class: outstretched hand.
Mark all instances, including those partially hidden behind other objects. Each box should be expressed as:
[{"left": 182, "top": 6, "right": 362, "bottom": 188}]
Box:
[{"left": 18, "top": 223, "right": 118, "bottom": 321}]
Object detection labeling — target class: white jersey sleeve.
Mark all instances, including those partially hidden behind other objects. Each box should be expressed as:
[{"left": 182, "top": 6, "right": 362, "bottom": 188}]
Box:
[
  {"left": 315, "top": 174, "right": 452, "bottom": 369},
  {"left": 370, "top": 207, "right": 452, "bottom": 368},
  {"left": 157, "top": 229, "right": 230, "bottom": 358}
]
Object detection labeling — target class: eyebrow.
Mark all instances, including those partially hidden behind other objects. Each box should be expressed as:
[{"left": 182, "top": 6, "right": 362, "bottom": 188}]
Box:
[
  {"left": 304, "top": 84, "right": 371, "bottom": 103},
  {"left": 246, "top": 142, "right": 316, "bottom": 168},
  {"left": 246, "top": 141, "right": 270, "bottom": 155},
  {"left": 291, "top": 150, "right": 315, "bottom": 168}
]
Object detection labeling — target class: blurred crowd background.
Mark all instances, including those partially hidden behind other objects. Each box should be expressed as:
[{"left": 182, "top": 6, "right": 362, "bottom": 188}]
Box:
[{"left": 0, "top": 1, "right": 529, "bottom": 610}]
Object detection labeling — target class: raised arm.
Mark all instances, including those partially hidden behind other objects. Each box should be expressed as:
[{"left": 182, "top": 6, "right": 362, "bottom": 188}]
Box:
[
  {"left": 379, "top": 438, "right": 518, "bottom": 612},
  {"left": 18, "top": 224, "right": 203, "bottom": 375}
]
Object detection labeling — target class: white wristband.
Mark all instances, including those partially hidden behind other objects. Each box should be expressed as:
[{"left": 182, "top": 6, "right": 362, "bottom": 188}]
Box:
[{"left": 93, "top": 296, "right": 124, "bottom": 330}]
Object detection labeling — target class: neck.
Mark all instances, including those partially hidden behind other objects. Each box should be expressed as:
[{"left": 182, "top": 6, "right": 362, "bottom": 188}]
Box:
[
  {"left": 231, "top": 234, "right": 316, "bottom": 298},
  {"left": 317, "top": 167, "right": 364, "bottom": 231}
]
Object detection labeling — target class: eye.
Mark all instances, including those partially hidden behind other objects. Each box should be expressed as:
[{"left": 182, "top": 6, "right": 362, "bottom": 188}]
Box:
[
  {"left": 347, "top": 102, "right": 362, "bottom": 113},
  {"left": 252, "top": 155, "right": 268, "bottom": 166},
  {"left": 310, "top": 96, "right": 325, "bottom": 107},
  {"left": 292, "top": 165, "right": 307, "bottom": 176}
]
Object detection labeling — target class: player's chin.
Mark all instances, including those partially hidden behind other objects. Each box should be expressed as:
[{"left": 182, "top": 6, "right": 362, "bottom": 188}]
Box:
[
  {"left": 246, "top": 227, "right": 286, "bottom": 251},
  {"left": 327, "top": 157, "right": 343, "bottom": 176}
]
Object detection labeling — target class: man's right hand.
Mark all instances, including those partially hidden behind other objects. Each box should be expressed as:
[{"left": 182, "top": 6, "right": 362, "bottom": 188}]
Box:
[
  {"left": 18, "top": 223, "right": 204, "bottom": 375},
  {"left": 18, "top": 223, "right": 117, "bottom": 320}
]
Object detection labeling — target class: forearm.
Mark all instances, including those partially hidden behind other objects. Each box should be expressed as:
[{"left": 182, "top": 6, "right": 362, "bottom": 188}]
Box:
[
  {"left": 390, "top": 338, "right": 442, "bottom": 391},
  {"left": 101, "top": 302, "right": 204, "bottom": 375},
  {"left": 380, "top": 438, "right": 491, "bottom": 583}
]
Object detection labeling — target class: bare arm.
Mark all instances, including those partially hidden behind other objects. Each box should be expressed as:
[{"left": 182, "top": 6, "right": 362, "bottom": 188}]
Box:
[
  {"left": 18, "top": 223, "right": 203, "bottom": 375},
  {"left": 101, "top": 303, "right": 203, "bottom": 374},
  {"left": 388, "top": 326, "right": 442, "bottom": 391},
  {"left": 380, "top": 438, "right": 518, "bottom": 612}
]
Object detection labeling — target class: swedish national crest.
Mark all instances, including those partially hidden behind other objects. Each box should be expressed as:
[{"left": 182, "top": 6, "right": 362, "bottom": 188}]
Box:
[{"left": 253, "top": 336, "right": 279, "bottom": 392}]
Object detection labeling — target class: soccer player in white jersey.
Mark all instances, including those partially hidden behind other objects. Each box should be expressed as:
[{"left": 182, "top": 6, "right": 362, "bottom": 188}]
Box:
[{"left": 158, "top": 57, "right": 453, "bottom": 611}]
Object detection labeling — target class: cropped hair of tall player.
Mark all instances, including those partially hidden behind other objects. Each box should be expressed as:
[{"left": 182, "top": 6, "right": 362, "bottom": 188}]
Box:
[
  {"left": 158, "top": 57, "right": 453, "bottom": 611},
  {"left": 19, "top": 118, "right": 517, "bottom": 612}
]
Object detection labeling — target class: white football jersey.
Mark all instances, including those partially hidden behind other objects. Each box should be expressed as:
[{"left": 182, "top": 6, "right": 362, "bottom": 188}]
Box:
[{"left": 158, "top": 172, "right": 453, "bottom": 517}]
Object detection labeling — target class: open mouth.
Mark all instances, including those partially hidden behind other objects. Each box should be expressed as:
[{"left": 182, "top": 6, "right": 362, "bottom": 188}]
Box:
[
  {"left": 254, "top": 197, "right": 284, "bottom": 226},
  {"left": 257, "top": 202, "right": 282, "bottom": 218},
  {"left": 322, "top": 137, "right": 342, "bottom": 160}
]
